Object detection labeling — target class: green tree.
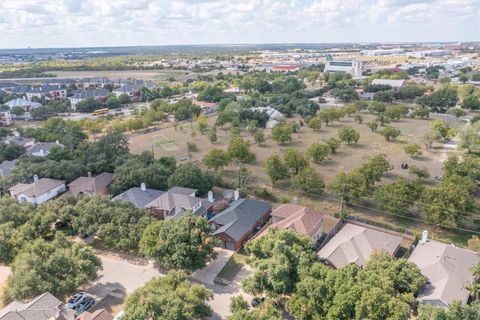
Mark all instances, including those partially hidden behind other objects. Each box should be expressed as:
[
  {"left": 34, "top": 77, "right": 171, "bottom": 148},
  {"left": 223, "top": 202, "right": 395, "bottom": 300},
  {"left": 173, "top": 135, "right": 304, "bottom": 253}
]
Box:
[
  {"left": 228, "top": 296, "right": 282, "bottom": 320},
  {"left": 419, "top": 177, "right": 477, "bottom": 227},
  {"left": 118, "top": 93, "right": 131, "bottom": 105},
  {"left": 123, "top": 271, "right": 213, "bottom": 320},
  {"left": 463, "top": 95, "right": 480, "bottom": 110},
  {"left": 358, "top": 154, "right": 392, "bottom": 188},
  {"left": 3, "top": 234, "right": 101, "bottom": 303},
  {"left": 447, "top": 108, "right": 466, "bottom": 119},
  {"left": 242, "top": 229, "right": 316, "bottom": 297},
  {"left": 409, "top": 165, "right": 430, "bottom": 180},
  {"left": 418, "top": 302, "right": 480, "bottom": 320},
  {"left": 168, "top": 163, "right": 215, "bottom": 195},
  {"left": 459, "top": 122, "right": 480, "bottom": 153},
  {"left": 106, "top": 96, "right": 121, "bottom": 109},
  {"left": 329, "top": 170, "right": 367, "bottom": 202},
  {"left": 366, "top": 121, "right": 378, "bottom": 132},
  {"left": 283, "top": 148, "right": 308, "bottom": 175},
  {"left": 374, "top": 179, "right": 424, "bottom": 215},
  {"left": 379, "top": 126, "right": 401, "bottom": 141},
  {"left": 254, "top": 131, "right": 265, "bottom": 145},
  {"left": 404, "top": 143, "right": 422, "bottom": 157},
  {"left": 11, "top": 106, "right": 25, "bottom": 117},
  {"left": 326, "top": 137, "right": 341, "bottom": 154},
  {"left": 308, "top": 116, "right": 322, "bottom": 131},
  {"left": 306, "top": 143, "right": 330, "bottom": 163},
  {"left": 207, "top": 129, "right": 217, "bottom": 143},
  {"left": 139, "top": 214, "right": 217, "bottom": 271},
  {"left": 228, "top": 137, "right": 255, "bottom": 163},
  {"left": 271, "top": 123, "right": 293, "bottom": 145},
  {"left": 338, "top": 126, "right": 360, "bottom": 144},
  {"left": 293, "top": 167, "right": 325, "bottom": 195},
  {"left": 203, "top": 149, "right": 230, "bottom": 171},
  {"left": 264, "top": 154, "right": 289, "bottom": 186}
]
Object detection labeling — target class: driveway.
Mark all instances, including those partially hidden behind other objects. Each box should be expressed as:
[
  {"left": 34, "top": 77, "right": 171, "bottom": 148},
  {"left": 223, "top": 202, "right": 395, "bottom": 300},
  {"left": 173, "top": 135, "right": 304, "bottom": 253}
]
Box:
[{"left": 191, "top": 248, "right": 234, "bottom": 285}]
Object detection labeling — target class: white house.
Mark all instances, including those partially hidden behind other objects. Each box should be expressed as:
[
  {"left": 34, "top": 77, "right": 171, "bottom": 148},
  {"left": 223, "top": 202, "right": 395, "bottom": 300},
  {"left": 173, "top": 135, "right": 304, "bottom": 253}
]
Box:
[
  {"left": 5, "top": 98, "right": 42, "bottom": 111},
  {"left": 8, "top": 177, "right": 66, "bottom": 205},
  {"left": 251, "top": 106, "right": 285, "bottom": 129}
]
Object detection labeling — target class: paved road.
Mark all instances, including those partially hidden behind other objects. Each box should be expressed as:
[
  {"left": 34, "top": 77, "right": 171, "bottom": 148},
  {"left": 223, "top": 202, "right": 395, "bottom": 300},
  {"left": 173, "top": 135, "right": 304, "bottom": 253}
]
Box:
[{"left": 90, "top": 253, "right": 251, "bottom": 319}]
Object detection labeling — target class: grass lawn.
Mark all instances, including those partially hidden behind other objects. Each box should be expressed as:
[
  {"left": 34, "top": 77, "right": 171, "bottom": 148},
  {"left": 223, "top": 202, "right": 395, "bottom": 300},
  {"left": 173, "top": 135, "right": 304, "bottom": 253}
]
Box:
[
  {"left": 128, "top": 111, "right": 475, "bottom": 247},
  {"left": 217, "top": 251, "right": 248, "bottom": 282}
]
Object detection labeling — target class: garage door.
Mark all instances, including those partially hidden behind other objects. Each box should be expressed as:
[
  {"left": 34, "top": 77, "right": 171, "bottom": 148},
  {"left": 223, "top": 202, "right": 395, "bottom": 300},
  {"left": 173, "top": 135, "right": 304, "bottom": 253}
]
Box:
[{"left": 225, "top": 241, "right": 236, "bottom": 251}]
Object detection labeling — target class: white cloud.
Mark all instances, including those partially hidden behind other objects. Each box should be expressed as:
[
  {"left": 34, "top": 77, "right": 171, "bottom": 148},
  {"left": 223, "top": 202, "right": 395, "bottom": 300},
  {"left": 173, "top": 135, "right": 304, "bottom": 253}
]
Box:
[{"left": 0, "top": 0, "right": 477, "bottom": 48}]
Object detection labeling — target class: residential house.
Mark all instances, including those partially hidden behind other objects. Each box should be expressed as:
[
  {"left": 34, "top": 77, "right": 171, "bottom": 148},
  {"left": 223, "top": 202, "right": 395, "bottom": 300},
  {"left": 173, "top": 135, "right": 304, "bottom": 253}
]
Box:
[
  {"left": 209, "top": 198, "right": 272, "bottom": 250},
  {"left": 69, "top": 89, "right": 109, "bottom": 111},
  {"left": 251, "top": 106, "right": 284, "bottom": 129},
  {"left": 4, "top": 134, "right": 35, "bottom": 147},
  {"left": 113, "top": 183, "right": 165, "bottom": 208},
  {"left": 265, "top": 204, "right": 324, "bottom": 242},
  {"left": 76, "top": 77, "right": 110, "bottom": 89},
  {"left": 408, "top": 237, "right": 480, "bottom": 307},
  {"left": 0, "top": 110, "right": 12, "bottom": 126},
  {"left": 371, "top": 79, "right": 406, "bottom": 88},
  {"left": 9, "top": 177, "right": 66, "bottom": 205},
  {"left": 0, "top": 159, "right": 18, "bottom": 178},
  {"left": 0, "top": 292, "right": 63, "bottom": 320},
  {"left": 317, "top": 222, "right": 403, "bottom": 269},
  {"left": 145, "top": 186, "right": 213, "bottom": 220},
  {"left": 26, "top": 141, "right": 63, "bottom": 157},
  {"left": 77, "top": 309, "right": 113, "bottom": 320},
  {"left": 26, "top": 85, "right": 67, "bottom": 101},
  {"left": 5, "top": 98, "right": 42, "bottom": 111},
  {"left": 112, "top": 84, "right": 141, "bottom": 102},
  {"left": 68, "top": 172, "right": 114, "bottom": 196},
  {"left": 192, "top": 100, "right": 218, "bottom": 114}
]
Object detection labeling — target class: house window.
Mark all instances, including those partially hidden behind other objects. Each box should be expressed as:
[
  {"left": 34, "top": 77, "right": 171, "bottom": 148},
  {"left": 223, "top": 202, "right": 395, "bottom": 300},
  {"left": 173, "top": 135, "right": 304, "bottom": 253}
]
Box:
[{"left": 20, "top": 196, "right": 27, "bottom": 203}]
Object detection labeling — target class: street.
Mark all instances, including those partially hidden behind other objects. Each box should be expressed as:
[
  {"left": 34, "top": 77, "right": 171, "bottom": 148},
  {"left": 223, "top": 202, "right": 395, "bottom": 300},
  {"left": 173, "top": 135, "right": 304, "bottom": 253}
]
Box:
[{"left": 88, "top": 252, "right": 251, "bottom": 319}]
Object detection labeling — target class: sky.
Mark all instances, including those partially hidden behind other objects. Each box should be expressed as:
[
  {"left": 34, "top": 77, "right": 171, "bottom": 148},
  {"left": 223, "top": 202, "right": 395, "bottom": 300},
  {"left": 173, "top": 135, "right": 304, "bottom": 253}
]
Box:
[{"left": 0, "top": 0, "right": 478, "bottom": 49}]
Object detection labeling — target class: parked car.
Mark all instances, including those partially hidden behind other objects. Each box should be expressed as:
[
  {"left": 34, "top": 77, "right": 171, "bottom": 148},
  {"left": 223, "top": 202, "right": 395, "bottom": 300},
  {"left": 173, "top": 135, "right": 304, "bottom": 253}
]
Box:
[
  {"left": 250, "top": 297, "right": 265, "bottom": 308},
  {"left": 73, "top": 296, "right": 95, "bottom": 316},
  {"left": 65, "top": 292, "right": 88, "bottom": 309}
]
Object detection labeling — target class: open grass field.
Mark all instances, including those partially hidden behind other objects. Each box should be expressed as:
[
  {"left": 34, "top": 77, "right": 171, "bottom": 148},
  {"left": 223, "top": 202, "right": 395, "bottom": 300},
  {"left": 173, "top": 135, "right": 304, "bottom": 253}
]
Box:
[{"left": 128, "top": 112, "right": 474, "bottom": 245}]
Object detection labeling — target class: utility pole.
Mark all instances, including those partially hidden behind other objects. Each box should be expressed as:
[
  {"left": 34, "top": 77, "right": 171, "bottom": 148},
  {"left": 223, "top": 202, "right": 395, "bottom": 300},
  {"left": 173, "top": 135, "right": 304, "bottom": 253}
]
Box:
[{"left": 339, "top": 183, "right": 347, "bottom": 220}]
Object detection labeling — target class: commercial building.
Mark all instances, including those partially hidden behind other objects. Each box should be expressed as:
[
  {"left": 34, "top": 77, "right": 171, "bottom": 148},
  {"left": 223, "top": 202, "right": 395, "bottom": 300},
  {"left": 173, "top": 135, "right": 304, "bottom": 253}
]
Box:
[{"left": 324, "top": 55, "right": 362, "bottom": 77}]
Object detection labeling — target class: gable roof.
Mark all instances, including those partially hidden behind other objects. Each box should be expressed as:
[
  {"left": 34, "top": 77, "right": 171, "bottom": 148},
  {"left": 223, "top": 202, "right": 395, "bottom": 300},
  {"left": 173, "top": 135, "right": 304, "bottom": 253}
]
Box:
[
  {"left": 145, "top": 189, "right": 203, "bottom": 217},
  {"left": 68, "top": 172, "right": 114, "bottom": 193},
  {"left": 71, "top": 89, "right": 109, "bottom": 99},
  {"left": 209, "top": 198, "right": 272, "bottom": 241},
  {"left": 0, "top": 292, "right": 62, "bottom": 320},
  {"left": 317, "top": 223, "right": 402, "bottom": 269},
  {"left": 9, "top": 178, "right": 65, "bottom": 198},
  {"left": 0, "top": 159, "right": 18, "bottom": 177},
  {"left": 5, "top": 98, "right": 42, "bottom": 109},
  {"left": 26, "top": 142, "right": 62, "bottom": 155},
  {"left": 269, "top": 204, "right": 324, "bottom": 238},
  {"left": 408, "top": 240, "right": 480, "bottom": 306},
  {"left": 113, "top": 186, "right": 165, "bottom": 208}
]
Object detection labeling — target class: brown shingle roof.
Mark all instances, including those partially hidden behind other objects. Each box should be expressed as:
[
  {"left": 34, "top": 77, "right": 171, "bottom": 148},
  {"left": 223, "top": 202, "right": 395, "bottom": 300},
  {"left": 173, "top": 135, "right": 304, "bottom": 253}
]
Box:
[
  {"left": 8, "top": 178, "right": 65, "bottom": 198},
  {"left": 67, "top": 172, "right": 113, "bottom": 193},
  {"left": 269, "top": 204, "right": 324, "bottom": 238}
]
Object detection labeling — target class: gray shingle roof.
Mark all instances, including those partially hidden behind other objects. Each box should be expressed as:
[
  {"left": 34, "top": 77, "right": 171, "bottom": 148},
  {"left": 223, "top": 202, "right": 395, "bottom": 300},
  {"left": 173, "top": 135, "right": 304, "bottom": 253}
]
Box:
[
  {"left": 71, "top": 89, "right": 109, "bottom": 99},
  {"left": 26, "top": 142, "right": 63, "bottom": 155},
  {"left": 0, "top": 292, "right": 62, "bottom": 320},
  {"left": 409, "top": 240, "right": 480, "bottom": 306},
  {"left": 209, "top": 198, "right": 272, "bottom": 241},
  {"left": 0, "top": 159, "right": 18, "bottom": 177},
  {"left": 113, "top": 187, "right": 165, "bottom": 208}
]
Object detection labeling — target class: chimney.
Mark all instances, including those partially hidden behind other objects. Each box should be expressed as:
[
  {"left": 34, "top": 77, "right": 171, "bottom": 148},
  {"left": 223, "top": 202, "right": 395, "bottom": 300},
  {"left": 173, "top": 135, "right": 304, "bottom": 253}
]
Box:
[
  {"left": 208, "top": 190, "right": 214, "bottom": 203},
  {"left": 140, "top": 182, "right": 146, "bottom": 191},
  {"left": 234, "top": 189, "right": 240, "bottom": 201},
  {"left": 33, "top": 174, "right": 39, "bottom": 182},
  {"left": 55, "top": 140, "right": 60, "bottom": 145},
  {"left": 87, "top": 172, "right": 92, "bottom": 178},
  {"left": 292, "top": 196, "right": 298, "bottom": 205},
  {"left": 420, "top": 230, "right": 428, "bottom": 244}
]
